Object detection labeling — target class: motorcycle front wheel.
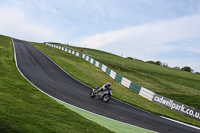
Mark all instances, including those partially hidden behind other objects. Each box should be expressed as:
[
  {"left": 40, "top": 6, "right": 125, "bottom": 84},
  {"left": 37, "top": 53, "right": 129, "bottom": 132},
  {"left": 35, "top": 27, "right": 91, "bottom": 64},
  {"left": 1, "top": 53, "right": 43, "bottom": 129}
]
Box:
[
  {"left": 90, "top": 91, "right": 95, "bottom": 98},
  {"left": 102, "top": 94, "right": 111, "bottom": 102}
]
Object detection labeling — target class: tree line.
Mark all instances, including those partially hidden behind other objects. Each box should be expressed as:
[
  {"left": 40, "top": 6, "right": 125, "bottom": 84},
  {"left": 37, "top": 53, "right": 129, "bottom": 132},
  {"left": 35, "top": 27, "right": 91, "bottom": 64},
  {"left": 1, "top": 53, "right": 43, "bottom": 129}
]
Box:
[
  {"left": 146, "top": 60, "right": 199, "bottom": 74},
  {"left": 127, "top": 57, "right": 199, "bottom": 74}
]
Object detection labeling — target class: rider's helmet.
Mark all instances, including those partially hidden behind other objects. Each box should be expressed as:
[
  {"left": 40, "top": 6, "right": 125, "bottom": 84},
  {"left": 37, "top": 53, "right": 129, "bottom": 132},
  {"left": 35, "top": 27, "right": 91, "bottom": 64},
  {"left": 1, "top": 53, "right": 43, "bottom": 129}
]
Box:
[{"left": 107, "top": 82, "right": 111, "bottom": 87}]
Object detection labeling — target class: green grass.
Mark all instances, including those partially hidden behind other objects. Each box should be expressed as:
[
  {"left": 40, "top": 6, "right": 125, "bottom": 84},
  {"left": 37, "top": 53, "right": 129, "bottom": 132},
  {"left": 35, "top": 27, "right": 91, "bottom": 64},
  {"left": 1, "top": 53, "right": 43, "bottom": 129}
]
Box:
[
  {"left": 30, "top": 42, "right": 200, "bottom": 127},
  {"left": 0, "top": 35, "right": 114, "bottom": 133}
]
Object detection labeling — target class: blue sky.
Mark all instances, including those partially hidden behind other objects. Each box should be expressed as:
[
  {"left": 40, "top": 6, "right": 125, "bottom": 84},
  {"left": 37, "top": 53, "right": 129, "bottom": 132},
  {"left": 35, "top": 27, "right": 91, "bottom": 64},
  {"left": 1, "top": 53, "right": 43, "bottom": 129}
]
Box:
[{"left": 0, "top": 0, "right": 200, "bottom": 72}]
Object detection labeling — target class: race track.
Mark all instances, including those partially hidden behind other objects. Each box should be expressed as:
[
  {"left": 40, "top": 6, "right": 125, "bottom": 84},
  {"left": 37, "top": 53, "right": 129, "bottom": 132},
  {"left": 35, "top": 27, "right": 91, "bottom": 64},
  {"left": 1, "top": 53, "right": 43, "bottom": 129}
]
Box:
[{"left": 13, "top": 38, "right": 200, "bottom": 133}]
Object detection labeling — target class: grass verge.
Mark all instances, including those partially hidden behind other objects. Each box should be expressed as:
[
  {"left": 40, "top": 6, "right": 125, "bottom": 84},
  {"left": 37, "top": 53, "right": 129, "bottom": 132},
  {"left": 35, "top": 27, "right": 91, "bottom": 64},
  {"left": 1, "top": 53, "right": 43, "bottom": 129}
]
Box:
[{"left": 56, "top": 99, "right": 154, "bottom": 133}]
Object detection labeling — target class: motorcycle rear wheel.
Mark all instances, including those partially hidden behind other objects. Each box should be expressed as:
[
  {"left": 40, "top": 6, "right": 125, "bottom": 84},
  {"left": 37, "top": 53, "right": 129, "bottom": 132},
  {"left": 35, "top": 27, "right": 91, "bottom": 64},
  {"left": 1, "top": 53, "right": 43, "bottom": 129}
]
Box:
[
  {"left": 90, "top": 91, "right": 95, "bottom": 98},
  {"left": 102, "top": 94, "right": 111, "bottom": 102}
]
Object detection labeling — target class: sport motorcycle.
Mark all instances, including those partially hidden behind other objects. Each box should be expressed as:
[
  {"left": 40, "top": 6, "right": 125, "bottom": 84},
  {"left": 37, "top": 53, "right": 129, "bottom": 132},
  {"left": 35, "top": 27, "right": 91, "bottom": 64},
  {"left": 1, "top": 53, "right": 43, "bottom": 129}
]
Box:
[{"left": 90, "top": 87, "right": 112, "bottom": 103}]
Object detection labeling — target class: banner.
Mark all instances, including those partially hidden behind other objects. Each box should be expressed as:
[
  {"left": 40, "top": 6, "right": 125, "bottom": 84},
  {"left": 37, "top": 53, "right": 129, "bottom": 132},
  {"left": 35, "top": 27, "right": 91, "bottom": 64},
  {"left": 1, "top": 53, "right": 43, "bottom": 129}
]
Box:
[{"left": 152, "top": 94, "right": 200, "bottom": 121}]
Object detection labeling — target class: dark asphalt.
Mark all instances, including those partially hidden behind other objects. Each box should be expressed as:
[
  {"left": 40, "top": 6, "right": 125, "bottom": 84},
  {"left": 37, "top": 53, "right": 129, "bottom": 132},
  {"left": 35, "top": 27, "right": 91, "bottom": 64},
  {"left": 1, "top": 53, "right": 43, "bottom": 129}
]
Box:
[{"left": 13, "top": 38, "right": 200, "bottom": 133}]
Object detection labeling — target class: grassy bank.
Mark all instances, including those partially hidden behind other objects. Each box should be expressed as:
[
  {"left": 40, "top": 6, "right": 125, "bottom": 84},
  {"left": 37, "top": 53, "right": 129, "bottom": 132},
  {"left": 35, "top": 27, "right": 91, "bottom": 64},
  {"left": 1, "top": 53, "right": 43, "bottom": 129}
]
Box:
[
  {"left": 31, "top": 42, "right": 200, "bottom": 127},
  {"left": 0, "top": 35, "right": 114, "bottom": 133}
]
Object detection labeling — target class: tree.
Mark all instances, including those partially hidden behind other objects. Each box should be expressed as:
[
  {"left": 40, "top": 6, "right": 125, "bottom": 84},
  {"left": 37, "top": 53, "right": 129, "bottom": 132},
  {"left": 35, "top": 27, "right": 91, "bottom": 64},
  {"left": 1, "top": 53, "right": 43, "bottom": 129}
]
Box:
[
  {"left": 181, "top": 66, "right": 193, "bottom": 72},
  {"left": 146, "top": 61, "right": 154, "bottom": 64},
  {"left": 162, "top": 63, "right": 169, "bottom": 67},
  {"left": 127, "top": 57, "right": 134, "bottom": 60},
  {"left": 155, "top": 61, "right": 162, "bottom": 66},
  {"left": 146, "top": 61, "right": 162, "bottom": 66}
]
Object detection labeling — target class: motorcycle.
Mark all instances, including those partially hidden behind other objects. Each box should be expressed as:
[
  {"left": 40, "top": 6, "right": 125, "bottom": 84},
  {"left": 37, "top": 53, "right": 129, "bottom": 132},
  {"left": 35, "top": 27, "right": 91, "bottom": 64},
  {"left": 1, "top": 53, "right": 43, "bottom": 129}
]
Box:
[{"left": 90, "top": 87, "right": 112, "bottom": 103}]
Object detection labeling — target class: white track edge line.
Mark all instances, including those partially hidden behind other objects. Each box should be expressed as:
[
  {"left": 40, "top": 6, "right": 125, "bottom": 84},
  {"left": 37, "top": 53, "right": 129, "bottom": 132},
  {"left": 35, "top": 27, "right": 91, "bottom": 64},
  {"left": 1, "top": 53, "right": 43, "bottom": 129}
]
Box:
[{"left": 160, "top": 116, "right": 200, "bottom": 130}]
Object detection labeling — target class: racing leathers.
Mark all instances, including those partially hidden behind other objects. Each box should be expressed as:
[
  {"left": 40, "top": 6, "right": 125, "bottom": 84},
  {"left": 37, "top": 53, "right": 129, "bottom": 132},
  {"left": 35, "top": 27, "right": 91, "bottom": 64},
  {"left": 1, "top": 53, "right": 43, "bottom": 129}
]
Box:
[{"left": 97, "top": 84, "right": 110, "bottom": 92}]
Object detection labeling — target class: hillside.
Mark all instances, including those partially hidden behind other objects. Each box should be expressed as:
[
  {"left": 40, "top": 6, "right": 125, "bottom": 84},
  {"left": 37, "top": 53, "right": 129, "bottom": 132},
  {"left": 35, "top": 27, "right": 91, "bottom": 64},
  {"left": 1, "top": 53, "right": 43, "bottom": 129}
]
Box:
[
  {"left": 30, "top": 42, "right": 200, "bottom": 127},
  {"left": 1, "top": 33, "right": 199, "bottom": 132}
]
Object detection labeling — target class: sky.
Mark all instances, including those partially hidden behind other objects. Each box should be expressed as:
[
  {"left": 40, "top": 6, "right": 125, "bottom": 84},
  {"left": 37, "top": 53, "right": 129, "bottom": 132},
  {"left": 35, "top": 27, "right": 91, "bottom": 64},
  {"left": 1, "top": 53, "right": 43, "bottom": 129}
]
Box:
[{"left": 0, "top": 0, "right": 200, "bottom": 72}]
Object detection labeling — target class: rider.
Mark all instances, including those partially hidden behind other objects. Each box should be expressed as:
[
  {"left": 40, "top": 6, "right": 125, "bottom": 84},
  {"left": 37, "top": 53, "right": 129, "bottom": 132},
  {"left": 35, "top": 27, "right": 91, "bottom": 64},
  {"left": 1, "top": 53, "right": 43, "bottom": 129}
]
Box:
[{"left": 96, "top": 82, "right": 111, "bottom": 93}]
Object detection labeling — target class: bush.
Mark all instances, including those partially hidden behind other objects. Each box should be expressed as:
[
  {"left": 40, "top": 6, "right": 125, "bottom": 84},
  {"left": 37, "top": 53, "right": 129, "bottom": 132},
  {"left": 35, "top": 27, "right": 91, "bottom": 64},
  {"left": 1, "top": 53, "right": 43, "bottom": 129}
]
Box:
[
  {"left": 173, "top": 67, "right": 180, "bottom": 70},
  {"left": 146, "top": 61, "right": 162, "bottom": 66},
  {"left": 181, "top": 66, "right": 193, "bottom": 72},
  {"left": 127, "top": 57, "right": 134, "bottom": 60}
]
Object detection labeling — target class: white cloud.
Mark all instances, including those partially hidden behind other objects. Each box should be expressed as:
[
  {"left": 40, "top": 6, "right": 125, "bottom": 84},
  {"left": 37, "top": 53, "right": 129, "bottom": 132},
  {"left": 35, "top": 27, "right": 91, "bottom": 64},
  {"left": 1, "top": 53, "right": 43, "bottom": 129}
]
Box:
[
  {"left": 79, "top": 14, "right": 200, "bottom": 72},
  {"left": 79, "top": 14, "right": 200, "bottom": 49},
  {"left": 182, "top": 40, "right": 200, "bottom": 54},
  {"left": 186, "top": 47, "right": 200, "bottom": 54},
  {"left": 0, "top": 6, "right": 64, "bottom": 43}
]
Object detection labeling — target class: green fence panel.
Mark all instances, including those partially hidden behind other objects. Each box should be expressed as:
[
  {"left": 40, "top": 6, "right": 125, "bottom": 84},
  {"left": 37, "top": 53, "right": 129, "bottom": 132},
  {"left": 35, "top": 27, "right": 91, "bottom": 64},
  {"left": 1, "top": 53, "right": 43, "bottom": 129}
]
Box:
[
  {"left": 115, "top": 74, "right": 122, "bottom": 83},
  {"left": 99, "top": 63, "right": 102, "bottom": 69},
  {"left": 106, "top": 67, "right": 111, "bottom": 75},
  {"left": 93, "top": 60, "right": 96, "bottom": 65},
  {"left": 129, "top": 82, "right": 141, "bottom": 94}
]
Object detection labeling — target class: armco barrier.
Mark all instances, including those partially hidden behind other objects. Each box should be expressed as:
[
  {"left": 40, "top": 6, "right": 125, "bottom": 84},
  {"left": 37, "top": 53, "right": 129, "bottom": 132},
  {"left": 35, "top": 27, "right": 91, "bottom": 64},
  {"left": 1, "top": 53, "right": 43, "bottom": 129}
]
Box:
[
  {"left": 129, "top": 82, "right": 141, "bottom": 94},
  {"left": 44, "top": 42, "right": 200, "bottom": 121},
  {"left": 110, "top": 70, "right": 116, "bottom": 79},
  {"left": 102, "top": 64, "right": 107, "bottom": 72},
  {"left": 115, "top": 73, "right": 122, "bottom": 83},
  {"left": 121, "top": 77, "right": 131, "bottom": 88},
  {"left": 99, "top": 63, "right": 103, "bottom": 69},
  {"left": 139, "top": 87, "right": 155, "bottom": 101},
  {"left": 106, "top": 67, "right": 111, "bottom": 75},
  {"left": 90, "top": 58, "right": 94, "bottom": 64},
  {"left": 95, "top": 61, "right": 99, "bottom": 68}
]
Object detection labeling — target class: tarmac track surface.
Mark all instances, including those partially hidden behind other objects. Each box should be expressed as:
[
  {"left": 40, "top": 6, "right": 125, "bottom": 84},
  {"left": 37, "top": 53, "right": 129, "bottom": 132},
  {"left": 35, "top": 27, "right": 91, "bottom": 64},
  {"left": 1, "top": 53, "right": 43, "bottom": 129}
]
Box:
[{"left": 13, "top": 38, "right": 199, "bottom": 133}]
